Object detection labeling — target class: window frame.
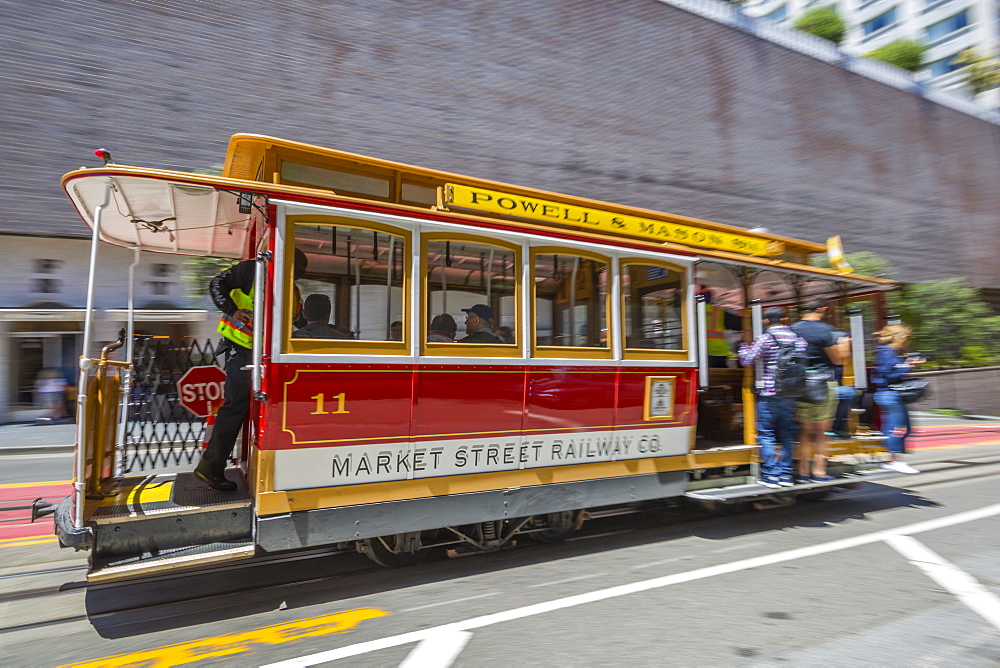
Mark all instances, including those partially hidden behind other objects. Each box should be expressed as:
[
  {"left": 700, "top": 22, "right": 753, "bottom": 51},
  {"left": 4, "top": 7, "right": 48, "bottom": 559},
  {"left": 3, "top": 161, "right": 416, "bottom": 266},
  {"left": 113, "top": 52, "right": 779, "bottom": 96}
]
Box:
[
  {"left": 619, "top": 257, "right": 689, "bottom": 361},
  {"left": 283, "top": 214, "right": 411, "bottom": 356},
  {"left": 420, "top": 232, "right": 523, "bottom": 358},
  {"left": 530, "top": 246, "right": 613, "bottom": 360}
]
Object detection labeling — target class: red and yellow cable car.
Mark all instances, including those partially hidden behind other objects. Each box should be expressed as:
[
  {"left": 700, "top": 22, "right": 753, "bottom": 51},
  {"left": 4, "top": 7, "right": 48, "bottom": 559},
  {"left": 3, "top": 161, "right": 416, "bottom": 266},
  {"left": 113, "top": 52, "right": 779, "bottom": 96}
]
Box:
[{"left": 54, "top": 135, "right": 897, "bottom": 581}]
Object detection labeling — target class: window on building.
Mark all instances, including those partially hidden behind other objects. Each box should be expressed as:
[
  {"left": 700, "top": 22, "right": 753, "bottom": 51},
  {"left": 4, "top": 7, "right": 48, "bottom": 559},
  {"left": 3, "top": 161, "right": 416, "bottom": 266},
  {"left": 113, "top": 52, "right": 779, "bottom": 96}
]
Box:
[
  {"left": 533, "top": 252, "right": 608, "bottom": 349},
  {"left": 621, "top": 263, "right": 685, "bottom": 351},
  {"left": 926, "top": 10, "right": 969, "bottom": 41},
  {"left": 290, "top": 220, "right": 406, "bottom": 346},
  {"left": 927, "top": 51, "right": 965, "bottom": 76},
  {"left": 764, "top": 4, "right": 788, "bottom": 22},
  {"left": 424, "top": 238, "right": 518, "bottom": 347},
  {"left": 862, "top": 7, "right": 898, "bottom": 35}
]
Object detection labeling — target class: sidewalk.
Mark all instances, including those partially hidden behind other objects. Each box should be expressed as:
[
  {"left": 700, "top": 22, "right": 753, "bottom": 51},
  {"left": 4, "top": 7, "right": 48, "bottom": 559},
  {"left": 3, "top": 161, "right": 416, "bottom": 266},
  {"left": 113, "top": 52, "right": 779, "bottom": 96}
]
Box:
[
  {"left": 0, "top": 422, "right": 76, "bottom": 455},
  {"left": 1, "top": 412, "right": 998, "bottom": 457}
]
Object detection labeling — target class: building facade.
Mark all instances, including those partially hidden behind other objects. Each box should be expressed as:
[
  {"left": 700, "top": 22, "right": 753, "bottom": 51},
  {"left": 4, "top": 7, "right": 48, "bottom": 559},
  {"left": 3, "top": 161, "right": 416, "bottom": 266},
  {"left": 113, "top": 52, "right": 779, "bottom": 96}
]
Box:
[
  {"left": 744, "top": 0, "right": 1000, "bottom": 103},
  {"left": 0, "top": 235, "right": 214, "bottom": 423}
]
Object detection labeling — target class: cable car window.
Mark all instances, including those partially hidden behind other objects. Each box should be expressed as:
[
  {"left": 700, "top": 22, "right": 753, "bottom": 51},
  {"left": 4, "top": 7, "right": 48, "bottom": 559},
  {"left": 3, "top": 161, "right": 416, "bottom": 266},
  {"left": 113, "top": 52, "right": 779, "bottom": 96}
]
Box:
[
  {"left": 292, "top": 222, "right": 405, "bottom": 343},
  {"left": 425, "top": 239, "right": 517, "bottom": 345},
  {"left": 534, "top": 253, "right": 608, "bottom": 348},
  {"left": 622, "top": 263, "right": 684, "bottom": 350},
  {"left": 749, "top": 270, "right": 796, "bottom": 306}
]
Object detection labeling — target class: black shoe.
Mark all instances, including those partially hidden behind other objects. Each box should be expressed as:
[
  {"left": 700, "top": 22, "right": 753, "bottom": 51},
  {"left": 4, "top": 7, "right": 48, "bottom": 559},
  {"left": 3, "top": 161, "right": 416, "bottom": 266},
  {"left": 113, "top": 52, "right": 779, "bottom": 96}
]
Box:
[
  {"left": 811, "top": 474, "right": 836, "bottom": 483},
  {"left": 193, "top": 468, "right": 237, "bottom": 491}
]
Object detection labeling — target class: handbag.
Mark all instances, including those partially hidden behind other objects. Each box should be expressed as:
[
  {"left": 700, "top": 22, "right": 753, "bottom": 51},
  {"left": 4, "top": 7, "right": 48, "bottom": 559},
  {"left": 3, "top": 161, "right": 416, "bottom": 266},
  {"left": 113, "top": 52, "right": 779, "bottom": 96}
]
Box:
[
  {"left": 888, "top": 377, "right": 930, "bottom": 404},
  {"left": 802, "top": 367, "right": 833, "bottom": 404}
]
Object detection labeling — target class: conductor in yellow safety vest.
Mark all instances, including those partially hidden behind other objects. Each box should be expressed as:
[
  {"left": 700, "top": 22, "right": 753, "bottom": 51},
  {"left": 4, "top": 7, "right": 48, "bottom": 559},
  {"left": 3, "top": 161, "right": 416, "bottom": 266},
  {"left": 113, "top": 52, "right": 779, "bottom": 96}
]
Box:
[
  {"left": 699, "top": 286, "right": 742, "bottom": 368},
  {"left": 193, "top": 249, "right": 307, "bottom": 490}
]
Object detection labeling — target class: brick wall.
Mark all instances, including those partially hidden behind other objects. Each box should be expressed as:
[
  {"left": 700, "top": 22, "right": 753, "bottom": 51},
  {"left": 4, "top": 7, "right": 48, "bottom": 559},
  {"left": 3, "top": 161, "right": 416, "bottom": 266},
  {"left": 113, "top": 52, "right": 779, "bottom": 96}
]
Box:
[
  {"left": 909, "top": 366, "right": 1000, "bottom": 416},
  {"left": 2, "top": 0, "right": 999, "bottom": 288}
]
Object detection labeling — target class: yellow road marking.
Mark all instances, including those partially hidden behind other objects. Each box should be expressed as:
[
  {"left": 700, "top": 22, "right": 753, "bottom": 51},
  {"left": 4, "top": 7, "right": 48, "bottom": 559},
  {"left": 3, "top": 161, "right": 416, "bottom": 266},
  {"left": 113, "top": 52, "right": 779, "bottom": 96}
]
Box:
[
  {"left": 99, "top": 479, "right": 174, "bottom": 507},
  {"left": 0, "top": 479, "right": 72, "bottom": 489},
  {"left": 60, "top": 607, "right": 390, "bottom": 668},
  {"left": 0, "top": 537, "right": 58, "bottom": 548}
]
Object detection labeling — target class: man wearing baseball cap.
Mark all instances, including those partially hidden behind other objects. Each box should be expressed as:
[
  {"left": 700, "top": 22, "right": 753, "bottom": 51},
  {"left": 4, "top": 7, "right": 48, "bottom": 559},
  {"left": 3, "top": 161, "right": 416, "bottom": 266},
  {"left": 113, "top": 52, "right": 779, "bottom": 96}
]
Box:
[{"left": 458, "top": 304, "right": 503, "bottom": 343}]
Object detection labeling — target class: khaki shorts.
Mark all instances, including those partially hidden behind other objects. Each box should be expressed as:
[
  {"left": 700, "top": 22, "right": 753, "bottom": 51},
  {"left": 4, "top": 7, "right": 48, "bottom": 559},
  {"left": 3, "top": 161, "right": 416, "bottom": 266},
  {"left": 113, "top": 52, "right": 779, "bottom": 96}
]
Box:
[{"left": 797, "top": 380, "right": 839, "bottom": 423}]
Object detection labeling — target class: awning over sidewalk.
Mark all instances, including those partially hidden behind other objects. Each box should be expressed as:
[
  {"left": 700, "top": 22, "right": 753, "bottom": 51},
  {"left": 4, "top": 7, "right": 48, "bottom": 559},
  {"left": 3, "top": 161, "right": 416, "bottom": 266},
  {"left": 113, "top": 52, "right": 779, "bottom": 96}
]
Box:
[{"left": 0, "top": 309, "right": 208, "bottom": 322}]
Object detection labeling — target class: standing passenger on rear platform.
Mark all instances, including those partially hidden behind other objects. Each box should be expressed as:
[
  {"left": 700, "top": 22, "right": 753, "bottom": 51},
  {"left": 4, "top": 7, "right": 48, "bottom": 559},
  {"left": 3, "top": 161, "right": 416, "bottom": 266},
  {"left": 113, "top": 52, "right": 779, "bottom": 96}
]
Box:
[
  {"left": 194, "top": 249, "right": 307, "bottom": 491},
  {"left": 738, "top": 307, "right": 807, "bottom": 488}
]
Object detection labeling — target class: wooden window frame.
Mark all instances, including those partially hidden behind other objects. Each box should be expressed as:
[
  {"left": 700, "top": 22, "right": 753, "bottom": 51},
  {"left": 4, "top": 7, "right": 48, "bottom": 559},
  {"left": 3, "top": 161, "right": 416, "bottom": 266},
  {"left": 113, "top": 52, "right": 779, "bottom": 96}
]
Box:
[
  {"left": 283, "top": 214, "right": 411, "bottom": 355},
  {"left": 530, "top": 246, "right": 612, "bottom": 360},
  {"left": 421, "top": 232, "right": 522, "bottom": 358},
  {"left": 619, "top": 258, "right": 689, "bottom": 362}
]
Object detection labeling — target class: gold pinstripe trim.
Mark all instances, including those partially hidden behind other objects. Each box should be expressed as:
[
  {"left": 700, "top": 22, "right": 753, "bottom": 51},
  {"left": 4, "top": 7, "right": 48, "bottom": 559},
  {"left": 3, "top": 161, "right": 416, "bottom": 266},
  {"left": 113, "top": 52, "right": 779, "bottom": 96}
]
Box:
[
  {"left": 280, "top": 367, "right": 694, "bottom": 444},
  {"left": 256, "top": 447, "right": 756, "bottom": 514}
]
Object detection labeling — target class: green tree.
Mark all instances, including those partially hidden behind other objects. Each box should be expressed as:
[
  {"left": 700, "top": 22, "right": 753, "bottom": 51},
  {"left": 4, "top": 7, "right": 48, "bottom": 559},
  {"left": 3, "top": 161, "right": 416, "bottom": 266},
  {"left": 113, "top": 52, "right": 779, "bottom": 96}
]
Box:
[
  {"left": 866, "top": 40, "right": 928, "bottom": 72},
  {"left": 894, "top": 278, "right": 1000, "bottom": 368},
  {"left": 953, "top": 49, "right": 1000, "bottom": 95},
  {"left": 810, "top": 253, "right": 1000, "bottom": 368},
  {"left": 809, "top": 250, "right": 893, "bottom": 278},
  {"left": 793, "top": 6, "right": 846, "bottom": 44},
  {"left": 184, "top": 256, "right": 239, "bottom": 303}
]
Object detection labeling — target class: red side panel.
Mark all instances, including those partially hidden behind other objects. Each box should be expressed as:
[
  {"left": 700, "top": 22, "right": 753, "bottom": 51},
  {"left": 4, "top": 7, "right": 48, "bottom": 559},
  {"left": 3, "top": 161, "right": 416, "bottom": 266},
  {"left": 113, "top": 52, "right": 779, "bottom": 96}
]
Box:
[
  {"left": 412, "top": 365, "right": 526, "bottom": 442},
  {"left": 525, "top": 367, "right": 618, "bottom": 433}
]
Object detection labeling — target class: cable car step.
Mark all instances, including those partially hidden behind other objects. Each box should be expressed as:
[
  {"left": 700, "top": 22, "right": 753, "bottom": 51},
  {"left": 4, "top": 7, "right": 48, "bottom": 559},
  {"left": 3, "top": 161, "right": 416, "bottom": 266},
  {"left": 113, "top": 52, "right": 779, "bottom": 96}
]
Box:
[
  {"left": 87, "top": 540, "right": 256, "bottom": 583},
  {"left": 89, "top": 471, "right": 252, "bottom": 557},
  {"left": 685, "top": 468, "right": 902, "bottom": 502}
]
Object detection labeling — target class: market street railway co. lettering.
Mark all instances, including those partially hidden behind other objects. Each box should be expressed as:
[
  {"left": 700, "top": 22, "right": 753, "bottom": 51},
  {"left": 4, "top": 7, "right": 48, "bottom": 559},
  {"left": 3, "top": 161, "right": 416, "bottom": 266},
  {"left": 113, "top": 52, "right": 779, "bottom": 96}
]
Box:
[
  {"left": 445, "top": 184, "right": 780, "bottom": 257},
  {"left": 326, "top": 429, "right": 684, "bottom": 485}
]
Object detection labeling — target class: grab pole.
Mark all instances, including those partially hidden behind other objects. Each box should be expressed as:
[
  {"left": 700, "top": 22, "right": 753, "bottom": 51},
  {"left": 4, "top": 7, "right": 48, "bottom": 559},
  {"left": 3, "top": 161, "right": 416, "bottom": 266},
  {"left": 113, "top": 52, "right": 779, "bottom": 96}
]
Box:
[{"left": 75, "top": 179, "right": 111, "bottom": 527}]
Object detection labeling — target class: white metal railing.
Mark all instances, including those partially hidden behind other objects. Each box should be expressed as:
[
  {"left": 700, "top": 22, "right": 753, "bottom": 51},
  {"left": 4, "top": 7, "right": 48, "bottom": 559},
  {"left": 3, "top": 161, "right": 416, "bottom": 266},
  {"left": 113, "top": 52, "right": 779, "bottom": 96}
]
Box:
[{"left": 658, "top": 0, "right": 1000, "bottom": 125}]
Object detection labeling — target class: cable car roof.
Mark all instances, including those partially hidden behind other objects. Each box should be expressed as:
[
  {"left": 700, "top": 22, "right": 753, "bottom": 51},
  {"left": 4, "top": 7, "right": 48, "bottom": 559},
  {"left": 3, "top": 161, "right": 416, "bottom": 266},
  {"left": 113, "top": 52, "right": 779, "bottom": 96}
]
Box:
[
  {"left": 61, "top": 168, "right": 263, "bottom": 258},
  {"left": 60, "top": 149, "right": 894, "bottom": 291}
]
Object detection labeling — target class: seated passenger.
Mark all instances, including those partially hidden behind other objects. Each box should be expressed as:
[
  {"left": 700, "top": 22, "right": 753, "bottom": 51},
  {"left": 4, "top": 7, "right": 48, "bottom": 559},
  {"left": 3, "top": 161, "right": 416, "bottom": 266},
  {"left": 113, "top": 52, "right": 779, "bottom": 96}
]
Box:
[
  {"left": 388, "top": 320, "right": 403, "bottom": 341},
  {"left": 458, "top": 304, "right": 502, "bottom": 343},
  {"left": 292, "top": 294, "right": 348, "bottom": 339},
  {"left": 495, "top": 325, "right": 515, "bottom": 344},
  {"left": 428, "top": 313, "right": 457, "bottom": 342}
]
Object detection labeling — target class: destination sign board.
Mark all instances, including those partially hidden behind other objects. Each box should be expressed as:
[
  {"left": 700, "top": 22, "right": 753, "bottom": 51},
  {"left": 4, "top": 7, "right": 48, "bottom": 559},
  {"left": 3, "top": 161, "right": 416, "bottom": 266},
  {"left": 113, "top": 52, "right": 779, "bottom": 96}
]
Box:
[{"left": 444, "top": 183, "right": 782, "bottom": 257}]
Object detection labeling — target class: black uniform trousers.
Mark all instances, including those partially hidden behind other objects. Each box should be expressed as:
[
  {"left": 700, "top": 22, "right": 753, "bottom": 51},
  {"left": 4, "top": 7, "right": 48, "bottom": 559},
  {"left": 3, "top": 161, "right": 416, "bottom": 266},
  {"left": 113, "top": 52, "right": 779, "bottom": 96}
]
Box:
[{"left": 196, "top": 345, "right": 251, "bottom": 478}]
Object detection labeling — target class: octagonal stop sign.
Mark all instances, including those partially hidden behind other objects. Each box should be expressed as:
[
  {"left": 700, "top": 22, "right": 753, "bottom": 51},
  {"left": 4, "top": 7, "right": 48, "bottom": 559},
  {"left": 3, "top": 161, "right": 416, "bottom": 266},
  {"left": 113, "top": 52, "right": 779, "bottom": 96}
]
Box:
[{"left": 177, "top": 365, "right": 228, "bottom": 417}]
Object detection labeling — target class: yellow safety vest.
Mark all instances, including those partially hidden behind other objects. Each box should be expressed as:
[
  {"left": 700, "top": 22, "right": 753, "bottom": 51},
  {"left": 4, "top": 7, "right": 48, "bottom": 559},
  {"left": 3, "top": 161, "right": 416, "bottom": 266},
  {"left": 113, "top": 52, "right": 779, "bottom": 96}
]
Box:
[
  {"left": 217, "top": 287, "right": 254, "bottom": 349},
  {"left": 706, "top": 304, "right": 729, "bottom": 357}
]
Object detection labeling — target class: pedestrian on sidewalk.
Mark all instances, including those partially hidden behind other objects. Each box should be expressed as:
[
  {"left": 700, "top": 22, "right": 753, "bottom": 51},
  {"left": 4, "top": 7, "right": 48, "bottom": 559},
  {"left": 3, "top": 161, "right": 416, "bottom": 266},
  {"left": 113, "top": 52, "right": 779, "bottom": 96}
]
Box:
[
  {"left": 873, "top": 323, "right": 925, "bottom": 474},
  {"left": 34, "top": 368, "right": 67, "bottom": 424}
]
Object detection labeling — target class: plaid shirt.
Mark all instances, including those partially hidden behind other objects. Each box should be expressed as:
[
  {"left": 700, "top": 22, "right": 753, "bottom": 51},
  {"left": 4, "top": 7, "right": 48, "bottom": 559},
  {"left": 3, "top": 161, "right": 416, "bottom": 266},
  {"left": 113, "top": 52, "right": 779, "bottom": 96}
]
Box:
[{"left": 738, "top": 324, "right": 807, "bottom": 397}]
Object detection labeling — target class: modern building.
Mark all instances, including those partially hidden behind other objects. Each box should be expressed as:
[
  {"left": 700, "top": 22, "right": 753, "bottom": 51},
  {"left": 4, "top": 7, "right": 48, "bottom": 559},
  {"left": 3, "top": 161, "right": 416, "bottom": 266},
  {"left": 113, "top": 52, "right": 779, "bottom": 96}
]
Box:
[{"left": 744, "top": 0, "right": 1000, "bottom": 103}]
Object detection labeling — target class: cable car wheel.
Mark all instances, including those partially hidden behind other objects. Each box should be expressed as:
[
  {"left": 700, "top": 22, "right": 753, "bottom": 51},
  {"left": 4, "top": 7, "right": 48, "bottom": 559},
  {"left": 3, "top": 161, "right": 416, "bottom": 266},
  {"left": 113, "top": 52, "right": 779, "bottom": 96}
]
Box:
[
  {"left": 357, "top": 532, "right": 427, "bottom": 568},
  {"left": 531, "top": 510, "right": 585, "bottom": 543}
]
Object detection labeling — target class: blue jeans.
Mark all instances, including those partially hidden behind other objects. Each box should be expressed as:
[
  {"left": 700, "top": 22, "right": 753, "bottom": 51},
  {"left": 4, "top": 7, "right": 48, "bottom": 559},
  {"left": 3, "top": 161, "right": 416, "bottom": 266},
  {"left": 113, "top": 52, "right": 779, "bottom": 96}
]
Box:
[
  {"left": 874, "top": 388, "right": 910, "bottom": 454},
  {"left": 757, "top": 395, "right": 797, "bottom": 480}
]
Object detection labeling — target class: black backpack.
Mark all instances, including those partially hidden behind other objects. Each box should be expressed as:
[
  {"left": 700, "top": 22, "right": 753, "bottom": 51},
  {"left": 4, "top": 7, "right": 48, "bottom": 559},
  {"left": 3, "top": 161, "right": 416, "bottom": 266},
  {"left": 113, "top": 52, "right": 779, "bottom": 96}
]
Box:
[{"left": 772, "top": 335, "right": 808, "bottom": 398}]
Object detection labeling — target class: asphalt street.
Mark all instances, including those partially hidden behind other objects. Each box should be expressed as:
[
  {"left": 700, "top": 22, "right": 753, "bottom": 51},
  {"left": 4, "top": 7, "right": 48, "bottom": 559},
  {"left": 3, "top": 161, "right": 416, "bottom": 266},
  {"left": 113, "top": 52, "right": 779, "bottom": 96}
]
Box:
[{"left": 0, "top": 442, "right": 998, "bottom": 665}]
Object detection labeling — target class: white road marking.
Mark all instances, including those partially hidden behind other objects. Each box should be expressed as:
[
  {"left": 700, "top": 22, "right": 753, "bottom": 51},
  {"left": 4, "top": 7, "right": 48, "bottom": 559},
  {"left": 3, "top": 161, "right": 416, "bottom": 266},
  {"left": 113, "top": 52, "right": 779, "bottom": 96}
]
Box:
[
  {"left": 528, "top": 573, "right": 605, "bottom": 588},
  {"left": 399, "top": 630, "right": 473, "bottom": 668},
  {"left": 884, "top": 534, "right": 1000, "bottom": 631},
  {"left": 630, "top": 556, "right": 690, "bottom": 570},
  {"left": 262, "top": 502, "right": 1000, "bottom": 667},
  {"left": 711, "top": 541, "right": 764, "bottom": 554},
  {"left": 400, "top": 593, "right": 498, "bottom": 613}
]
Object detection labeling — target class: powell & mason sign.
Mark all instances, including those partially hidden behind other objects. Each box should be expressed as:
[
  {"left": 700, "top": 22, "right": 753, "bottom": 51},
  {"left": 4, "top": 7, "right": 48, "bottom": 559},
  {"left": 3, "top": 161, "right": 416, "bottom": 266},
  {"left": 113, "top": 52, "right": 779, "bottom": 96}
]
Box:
[{"left": 444, "top": 184, "right": 782, "bottom": 257}]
